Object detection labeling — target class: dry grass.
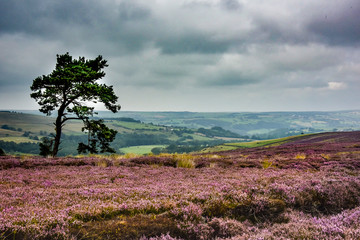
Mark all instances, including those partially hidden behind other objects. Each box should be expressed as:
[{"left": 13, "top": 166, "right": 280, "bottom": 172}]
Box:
[
  {"left": 295, "top": 153, "right": 306, "bottom": 160},
  {"left": 174, "top": 154, "right": 196, "bottom": 168}
]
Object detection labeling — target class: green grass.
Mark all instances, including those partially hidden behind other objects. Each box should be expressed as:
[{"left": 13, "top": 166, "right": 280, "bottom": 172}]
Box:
[
  {"left": 225, "top": 134, "right": 312, "bottom": 148},
  {"left": 119, "top": 145, "right": 167, "bottom": 155},
  {"left": 0, "top": 112, "right": 85, "bottom": 136},
  {"left": 200, "top": 145, "right": 238, "bottom": 153},
  {"left": 202, "top": 134, "right": 314, "bottom": 153}
]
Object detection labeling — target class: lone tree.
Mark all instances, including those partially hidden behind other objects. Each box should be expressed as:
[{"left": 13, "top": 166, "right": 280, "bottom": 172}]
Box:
[{"left": 30, "top": 52, "right": 121, "bottom": 157}]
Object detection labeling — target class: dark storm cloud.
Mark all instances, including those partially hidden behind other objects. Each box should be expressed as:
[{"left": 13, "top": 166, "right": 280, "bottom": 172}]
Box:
[
  {"left": 0, "top": 1, "right": 92, "bottom": 36},
  {"left": 0, "top": 0, "right": 151, "bottom": 34},
  {"left": 0, "top": 0, "right": 153, "bottom": 55},
  {"left": 1, "top": 0, "right": 358, "bottom": 57},
  {"left": 307, "top": 0, "right": 360, "bottom": 45}
]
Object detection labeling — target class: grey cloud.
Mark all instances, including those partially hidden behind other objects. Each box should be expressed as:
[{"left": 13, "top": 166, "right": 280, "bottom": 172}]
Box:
[
  {"left": 0, "top": 0, "right": 153, "bottom": 56},
  {"left": 251, "top": 18, "right": 306, "bottom": 45},
  {"left": 307, "top": 1, "right": 360, "bottom": 45},
  {"left": 1, "top": 0, "right": 360, "bottom": 111},
  {"left": 0, "top": 0, "right": 151, "bottom": 33},
  {"left": 244, "top": 1, "right": 360, "bottom": 47},
  {"left": 156, "top": 33, "right": 231, "bottom": 54},
  {"left": 220, "top": 0, "right": 242, "bottom": 11},
  {"left": 201, "top": 70, "right": 261, "bottom": 87},
  {"left": 267, "top": 45, "right": 343, "bottom": 72}
]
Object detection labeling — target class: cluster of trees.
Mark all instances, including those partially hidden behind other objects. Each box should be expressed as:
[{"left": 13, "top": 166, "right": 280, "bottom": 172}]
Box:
[
  {"left": 106, "top": 117, "right": 141, "bottom": 123},
  {"left": 0, "top": 141, "right": 39, "bottom": 155},
  {"left": 1, "top": 125, "right": 22, "bottom": 132},
  {"left": 197, "top": 126, "right": 242, "bottom": 138},
  {"left": 251, "top": 128, "right": 324, "bottom": 140}
]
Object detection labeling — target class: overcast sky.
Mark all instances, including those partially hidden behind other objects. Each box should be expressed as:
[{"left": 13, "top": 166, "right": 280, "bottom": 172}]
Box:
[{"left": 0, "top": 0, "right": 359, "bottom": 112}]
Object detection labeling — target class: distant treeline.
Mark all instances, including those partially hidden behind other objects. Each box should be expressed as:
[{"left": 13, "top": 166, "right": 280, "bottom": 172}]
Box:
[
  {"left": 197, "top": 126, "right": 243, "bottom": 138},
  {"left": 96, "top": 117, "right": 141, "bottom": 123},
  {"left": 0, "top": 140, "right": 39, "bottom": 154},
  {"left": 1, "top": 124, "right": 22, "bottom": 132},
  {"left": 0, "top": 132, "right": 224, "bottom": 156},
  {"left": 251, "top": 128, "right": 326, "bottom": 140}
]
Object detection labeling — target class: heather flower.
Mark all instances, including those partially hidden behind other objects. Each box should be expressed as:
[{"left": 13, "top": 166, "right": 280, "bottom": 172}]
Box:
[{"left": 1, "top": 135, "right": 360, "bottom": 239}]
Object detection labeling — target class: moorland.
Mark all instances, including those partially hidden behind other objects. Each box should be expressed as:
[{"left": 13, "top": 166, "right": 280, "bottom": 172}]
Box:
[{"left": 1, "top": 131, "right": 360, "bottom": 239}]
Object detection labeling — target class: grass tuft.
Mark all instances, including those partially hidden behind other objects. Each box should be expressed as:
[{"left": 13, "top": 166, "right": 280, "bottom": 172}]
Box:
[
  {"left": 174, "top": 154, "right": 196, "bottom": 168},
  {"left": 295, "top": 153, "right": 306, "bottom": 160}
]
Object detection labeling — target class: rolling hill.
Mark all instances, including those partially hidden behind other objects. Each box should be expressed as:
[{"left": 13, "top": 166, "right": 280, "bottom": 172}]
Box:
[
  {"left": 94, "top": 110, "right": 360, "bottom": 137},
  {"left": 0, "top": 111, "right": 243, "bottom": 155}
]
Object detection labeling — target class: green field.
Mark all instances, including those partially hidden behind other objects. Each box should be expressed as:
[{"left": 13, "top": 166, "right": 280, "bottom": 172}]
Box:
[{"left": 119, "top": 145, "right": 167, "bottom": 155}]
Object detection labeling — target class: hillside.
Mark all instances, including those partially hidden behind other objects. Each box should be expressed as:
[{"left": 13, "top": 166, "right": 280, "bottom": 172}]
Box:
[
  {"left": 0, "top": 111, "right": 243, "bottom": 155},
  {"left": 18, "top": 110, "right": 360, "bottom": 139},
  {"left": 1, "top": 131, "right": 360, "bottom": 239},
  {"left": 202, "top": 131, "right": 360, "bottom": 153}
]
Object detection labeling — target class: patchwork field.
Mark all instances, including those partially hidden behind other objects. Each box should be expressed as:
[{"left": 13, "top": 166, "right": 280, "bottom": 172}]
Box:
[
  {"left": 0, "top": 112, "right": 238, "bottom": 156},
  {"left": 1, "top": 131, "right": 360, "bottom": 239}
]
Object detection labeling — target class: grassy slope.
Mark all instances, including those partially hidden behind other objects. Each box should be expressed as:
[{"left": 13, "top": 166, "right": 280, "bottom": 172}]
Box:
[
  {"left": 0, "top": 112, "right": 165, "bottom": 138},
  {"left": 0, "top": 112, "right": 85, "bottom": 140},
  {"left": 201, "top": 133, "right": 336, "bottom": 152},
  {"left": 17, "top": 110, "right": 360, "bottom": 136},
  {"left": 0, "top": 112, "right": 216, "bottom": 147}
]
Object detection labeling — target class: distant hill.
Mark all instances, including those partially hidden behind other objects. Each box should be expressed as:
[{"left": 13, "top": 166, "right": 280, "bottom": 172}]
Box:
[
  {"left": 17, "top": 110, "right": 360, "bottom": 136},
  {"left": 88, "top": 110, "right": 360, "bottom": 137}
]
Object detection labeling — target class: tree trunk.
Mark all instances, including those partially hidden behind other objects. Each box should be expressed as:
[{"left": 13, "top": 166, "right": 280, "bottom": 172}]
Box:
[
  {"left": 52, "top": 105, "right": 65, "bottom": 157},
  {"left": 52, "top": 115, "right": 62, "bottom": 157}
]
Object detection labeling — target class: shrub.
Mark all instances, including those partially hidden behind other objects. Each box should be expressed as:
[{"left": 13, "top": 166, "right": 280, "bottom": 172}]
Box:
[
  {"left": 232, "top": 198, "right": 287, "bottom": 223},
  {"left": 73, "top": 214, "right": 181, "bottom": 240},
  {"left": 293, "top": 179, "right": 360, "bottom": 215},
  {"left": 208, "top": 218, "right": 245, "bottom": 239},
  {"left": 130, "top": 156, "right": 177, "bottom": 167}
]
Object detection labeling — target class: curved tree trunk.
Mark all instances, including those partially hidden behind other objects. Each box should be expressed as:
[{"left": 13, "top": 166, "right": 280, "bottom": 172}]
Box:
[{"left": 52, "top": 105, "right": 65, "bottom": 157}]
